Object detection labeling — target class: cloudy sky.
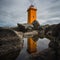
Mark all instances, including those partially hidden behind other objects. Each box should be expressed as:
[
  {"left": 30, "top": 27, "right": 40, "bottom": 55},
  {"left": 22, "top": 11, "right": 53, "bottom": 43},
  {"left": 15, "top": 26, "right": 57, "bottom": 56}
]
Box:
[{"left": 0, "top": 0, "right": 60, "bottom": 27}]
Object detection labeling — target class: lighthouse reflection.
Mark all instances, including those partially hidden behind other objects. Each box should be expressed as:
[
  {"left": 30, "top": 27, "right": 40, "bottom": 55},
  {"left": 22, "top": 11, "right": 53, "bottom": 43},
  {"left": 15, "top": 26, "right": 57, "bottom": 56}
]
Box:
[
  {"left": 27, "top": 37, "right": 37, "bottom": 53},
  {"left": 27, "top": 35, "right": 39, "bottom": 53},
  {"left": 27, "top": 35, "right": 45, "bottom": 53}
]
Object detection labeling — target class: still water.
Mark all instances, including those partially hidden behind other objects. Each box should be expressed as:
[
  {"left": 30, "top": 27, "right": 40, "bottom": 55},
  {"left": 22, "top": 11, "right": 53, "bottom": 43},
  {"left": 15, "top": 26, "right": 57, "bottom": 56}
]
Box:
[{"left": 16, "top": 38, "right": 50, "bottom": 60}]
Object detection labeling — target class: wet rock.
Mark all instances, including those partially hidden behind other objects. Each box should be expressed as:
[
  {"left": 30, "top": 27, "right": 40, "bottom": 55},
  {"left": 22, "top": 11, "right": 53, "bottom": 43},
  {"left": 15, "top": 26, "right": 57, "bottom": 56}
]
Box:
[
  {"left": 30, "top": 48, "right": 60, "bottom": 60},
  {"left": 0, "top": 28, "right": 24, "bottom": 60}
]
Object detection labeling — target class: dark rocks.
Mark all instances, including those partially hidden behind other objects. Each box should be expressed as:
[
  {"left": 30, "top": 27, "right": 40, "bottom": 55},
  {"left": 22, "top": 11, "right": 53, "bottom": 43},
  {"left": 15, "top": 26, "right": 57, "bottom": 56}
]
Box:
[
  {"left": 0, "top": 28, "right": 23, "bottom": 60},
  {"left": 30, "top": 48, "right": 60, "bottom": 60},
  {"left": 49, "top": 41, "right": 59, "bottom": 49},
  {"left": 17, "top": 23, "right": 34, "bottom": 32},
  {"left": 32, "top": 20, "right": 40, "bottom": 30},
  {"left": 52, "top": 23, "right": 60, "bottom": 37}
]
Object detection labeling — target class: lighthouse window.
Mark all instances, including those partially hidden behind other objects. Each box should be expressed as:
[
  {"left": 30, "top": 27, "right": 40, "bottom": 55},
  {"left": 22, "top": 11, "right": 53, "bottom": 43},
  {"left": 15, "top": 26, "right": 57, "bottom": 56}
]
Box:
[{"left": 33, "top": 16, "right": 34, "bottom": 18}]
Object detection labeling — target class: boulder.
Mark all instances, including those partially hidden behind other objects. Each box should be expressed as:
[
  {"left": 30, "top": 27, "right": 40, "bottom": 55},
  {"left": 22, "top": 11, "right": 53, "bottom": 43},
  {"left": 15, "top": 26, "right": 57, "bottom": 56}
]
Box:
[{"left": 0, "top": 28, "right": 24, "bottom": 60}]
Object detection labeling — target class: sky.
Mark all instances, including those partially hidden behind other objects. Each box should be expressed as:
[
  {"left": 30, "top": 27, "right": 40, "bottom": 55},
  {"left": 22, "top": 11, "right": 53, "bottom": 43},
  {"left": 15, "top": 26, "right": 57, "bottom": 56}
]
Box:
[{"left": 0, "top": 0, "right": 60, "bottom": 27}]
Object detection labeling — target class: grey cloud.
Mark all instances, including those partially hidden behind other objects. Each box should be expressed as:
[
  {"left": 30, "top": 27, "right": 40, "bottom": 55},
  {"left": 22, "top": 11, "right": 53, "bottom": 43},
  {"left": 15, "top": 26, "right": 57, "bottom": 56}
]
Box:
[
  {"left": 0, "top": 0, "right": 29, "bottom": 27},
  {"left": 48, "top": 5, "right": 60, "bottom": 12},
  {"left": 0, "top": 0, "right": 60, "bottom": 27},
  {"left": 43, "top": 19, "right": 60, "bottom": 25},
  {"left": 37, "top": 0, "right": 60, "bottom": 25},
  {"left": 51, "top": 0, "right": 59, "bottom": 3}
]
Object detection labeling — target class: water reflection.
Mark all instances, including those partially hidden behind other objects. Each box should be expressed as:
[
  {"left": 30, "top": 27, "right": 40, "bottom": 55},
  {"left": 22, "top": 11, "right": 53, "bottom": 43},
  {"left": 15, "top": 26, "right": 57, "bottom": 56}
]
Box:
[
  {"left": 27, "top": 37, "right": 37, "bottom": 53},
  {"left": 16, "top": 38, "right": 50, "bottom": 60}
]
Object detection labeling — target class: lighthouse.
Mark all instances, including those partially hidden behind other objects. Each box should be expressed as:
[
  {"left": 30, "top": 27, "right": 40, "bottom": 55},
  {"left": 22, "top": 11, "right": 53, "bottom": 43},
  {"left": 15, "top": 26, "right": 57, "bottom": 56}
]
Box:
[
  {"left": 27, "top": 5, "right": 37, "bottom": 53},
  {"left": 27, "top": 5, "right": 37, "bottom": 24}
]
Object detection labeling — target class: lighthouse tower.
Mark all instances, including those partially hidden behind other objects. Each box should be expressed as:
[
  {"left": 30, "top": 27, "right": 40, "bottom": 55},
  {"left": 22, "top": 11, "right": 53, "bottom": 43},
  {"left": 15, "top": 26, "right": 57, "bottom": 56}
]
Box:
[
  {"left": 27, "top": 5, "right": 37, "bottom": 53},
  {"left": 27, "top": 5, "right": 37, "bottom": 24}
]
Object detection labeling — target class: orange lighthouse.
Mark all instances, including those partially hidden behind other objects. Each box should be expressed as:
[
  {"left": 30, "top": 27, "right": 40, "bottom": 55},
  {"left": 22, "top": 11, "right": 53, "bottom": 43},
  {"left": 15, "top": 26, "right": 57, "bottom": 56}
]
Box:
[
  {"left": 27, "top": 5, "right": 37, "bottom": 24},
  {"left": 27, "top": 5, "right": 37, "bottom": 53}
]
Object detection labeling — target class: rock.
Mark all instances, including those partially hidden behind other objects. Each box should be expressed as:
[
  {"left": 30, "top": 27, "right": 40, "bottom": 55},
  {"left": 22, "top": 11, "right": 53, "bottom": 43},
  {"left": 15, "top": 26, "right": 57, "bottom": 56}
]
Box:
[
  {"left": 0, "top": 28, "right": 24, "bottom": 60},
  {"left": 30, "top": 48, "right": 60, "bottom": 60},
  {"left": 49, "top": 41, "right": 59, "bottom": 49}
]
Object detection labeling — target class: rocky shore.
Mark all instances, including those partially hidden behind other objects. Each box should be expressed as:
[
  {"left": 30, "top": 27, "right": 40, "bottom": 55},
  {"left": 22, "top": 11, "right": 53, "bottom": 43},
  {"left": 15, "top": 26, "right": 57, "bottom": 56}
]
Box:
[{"left": 0, "top": 28, "right": 23, "bottom": 60}]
